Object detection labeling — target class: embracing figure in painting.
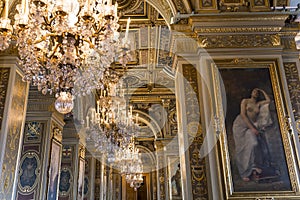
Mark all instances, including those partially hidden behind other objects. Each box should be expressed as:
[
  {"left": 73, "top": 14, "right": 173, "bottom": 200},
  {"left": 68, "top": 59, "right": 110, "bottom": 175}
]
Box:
[{"left": 232, "top": 88, "right": 274, "bottom": 182}]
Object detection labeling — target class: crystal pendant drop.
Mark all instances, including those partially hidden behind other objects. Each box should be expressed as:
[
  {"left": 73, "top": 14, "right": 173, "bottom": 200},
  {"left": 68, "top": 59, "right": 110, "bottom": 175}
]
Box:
[{"left": 54, "top": 92, "right": 74, "bottom": 114}]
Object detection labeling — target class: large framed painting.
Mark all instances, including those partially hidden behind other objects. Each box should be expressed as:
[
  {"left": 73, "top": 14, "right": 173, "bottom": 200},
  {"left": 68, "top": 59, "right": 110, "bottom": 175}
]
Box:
[
  {"left": 47, "top": 140, "right": 62, "bottom": 200},
  {"left": 211, "top": 58, "right": 300, "bottom": 199}
]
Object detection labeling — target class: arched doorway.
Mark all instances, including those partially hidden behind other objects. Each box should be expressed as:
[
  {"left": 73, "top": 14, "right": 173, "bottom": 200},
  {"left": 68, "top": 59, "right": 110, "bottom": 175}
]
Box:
[{"left": 122, "top": 173, "right": 151, "bottom": 200}]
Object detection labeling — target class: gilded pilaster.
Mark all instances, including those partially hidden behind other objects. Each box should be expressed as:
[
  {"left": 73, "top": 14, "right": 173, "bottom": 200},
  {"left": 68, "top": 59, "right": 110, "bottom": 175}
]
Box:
[
  {"left": 0, "top": 59, "right": 29, "bottom": 200},
  {"left": 182, "top": 64, "right": 208, "bottom": 199}
]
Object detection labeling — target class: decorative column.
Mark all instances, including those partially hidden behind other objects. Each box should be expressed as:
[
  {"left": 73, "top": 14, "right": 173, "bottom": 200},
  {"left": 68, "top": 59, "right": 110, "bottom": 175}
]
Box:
[
  {"left": 154, "top": 140, "right": 167, "bottom": 200},
  {"left": 0, "top": 55, "right": 29, "bottom": 200},
  {"left": 15, "top": 87, "right": 64, "bottom": 200},
  {"left": 58, "top": 117, "right": 86, "bottom": 200}
]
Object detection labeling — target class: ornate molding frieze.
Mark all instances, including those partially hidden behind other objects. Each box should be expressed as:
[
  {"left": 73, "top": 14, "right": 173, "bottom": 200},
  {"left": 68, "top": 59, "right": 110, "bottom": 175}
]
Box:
[
  {"left": 195, "top": 27, "right": 283, "bottom": 33},
  {"left": 198, "top": 34, "right": 280, "bottom": 48}
]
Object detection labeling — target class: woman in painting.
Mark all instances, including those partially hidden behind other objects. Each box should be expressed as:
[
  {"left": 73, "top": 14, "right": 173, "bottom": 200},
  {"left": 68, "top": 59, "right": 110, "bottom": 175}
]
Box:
[{"left": 232, "top": 88, "right": 272, "bottom": 182}]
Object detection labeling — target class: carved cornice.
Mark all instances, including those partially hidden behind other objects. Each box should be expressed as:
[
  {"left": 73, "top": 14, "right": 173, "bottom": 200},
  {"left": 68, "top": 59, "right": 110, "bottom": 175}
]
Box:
[
  {"left": 189, "top": 13, "right": 289, "bottom": 24},
  {"left": 189, "top": 13, "right": 289, "bottom": 34},
  {"left": 195, "top": 27, "right": 283, "bottom": 34}
]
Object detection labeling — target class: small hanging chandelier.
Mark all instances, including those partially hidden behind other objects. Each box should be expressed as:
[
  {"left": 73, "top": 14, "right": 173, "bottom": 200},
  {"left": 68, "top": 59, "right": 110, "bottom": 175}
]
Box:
[
  {"left": 85, "top": 77, "right": 139, "bottom": 161},
  {"left": 115, "top": 137, "right": 143, "bottom": 191},
  {"left": 0, "top": 0, "right": 131, "bottom": 114}
]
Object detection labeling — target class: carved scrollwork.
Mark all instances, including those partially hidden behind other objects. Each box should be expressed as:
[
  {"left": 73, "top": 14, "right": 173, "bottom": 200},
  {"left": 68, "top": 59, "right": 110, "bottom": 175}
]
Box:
[{"left": 199, "top": 34, "right": 280, "bottom": 48}]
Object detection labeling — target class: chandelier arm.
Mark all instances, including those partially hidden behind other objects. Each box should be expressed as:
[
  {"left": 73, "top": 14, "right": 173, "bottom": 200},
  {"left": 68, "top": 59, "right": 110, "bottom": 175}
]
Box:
[
  {"left": 77, "top": 5, "right": 84, "bottom": 17},
  {"left": 42, "top": 16, "right": 54, "bottom": 29},
  {"left": 82, "top": 38, "right": 95, "bottom": 48},
  {"left": 48, "top": 43, "right": 62, "bottom": 60},
  {"left": 32, "top": 33, "right": 53, "bottom": 45},
  {"left": 94, "top": 25, "right": 106, "bottom": 35}
]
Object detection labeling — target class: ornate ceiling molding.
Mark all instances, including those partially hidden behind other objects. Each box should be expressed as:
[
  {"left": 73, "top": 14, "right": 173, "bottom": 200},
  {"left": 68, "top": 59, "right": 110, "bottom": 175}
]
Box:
[
  {"left": 117, "top": 0, "right": 144, "bottom": 15},
  {"left": 145, "top": 0, "right": 173, "bottom": 25}
]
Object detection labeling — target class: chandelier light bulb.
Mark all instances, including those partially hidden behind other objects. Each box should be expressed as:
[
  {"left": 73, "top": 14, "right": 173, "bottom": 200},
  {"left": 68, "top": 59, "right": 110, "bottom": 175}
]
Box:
[{"left": 54, "top": 92, "right": 74, "bottom": 114}]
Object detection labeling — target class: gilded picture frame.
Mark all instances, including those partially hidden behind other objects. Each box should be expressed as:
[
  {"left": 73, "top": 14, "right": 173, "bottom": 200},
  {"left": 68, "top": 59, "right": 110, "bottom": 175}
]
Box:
[{"left": 211, "top": 58, "right": 300, "bottom": 199}]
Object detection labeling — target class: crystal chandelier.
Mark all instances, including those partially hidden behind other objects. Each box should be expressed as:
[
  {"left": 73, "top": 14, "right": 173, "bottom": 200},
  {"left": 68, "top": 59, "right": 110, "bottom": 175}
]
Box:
[
  {"left": 85, "top": 77, "right": 139, "bottom": 162},
  {"left": 115, "top": 137, "right": 143, "bottom": 191},
  {"left": 0, "top": 0, "right": 131, "bottom": 114}
]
